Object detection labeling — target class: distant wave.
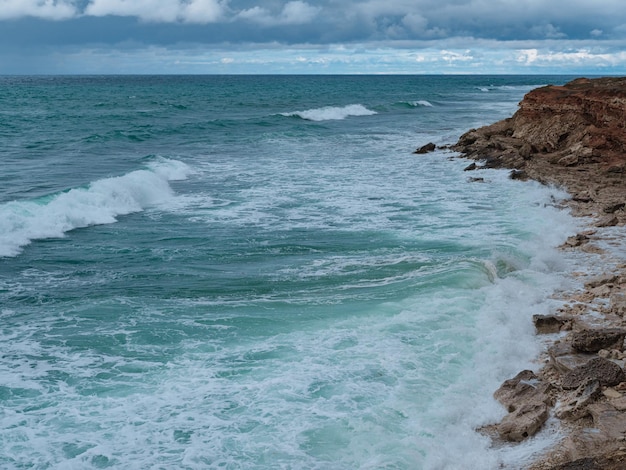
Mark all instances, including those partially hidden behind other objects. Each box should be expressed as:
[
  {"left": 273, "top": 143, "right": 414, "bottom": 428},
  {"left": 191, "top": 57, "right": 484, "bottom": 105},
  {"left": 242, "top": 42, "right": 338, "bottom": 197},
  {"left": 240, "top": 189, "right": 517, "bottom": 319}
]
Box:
[
  {"left": 0, "top": 158, "right": 192, "bottom": 257},
  {"left": 393, "top": 100, "right": 435, "bottom": 109},
  {"left": 281, "top": 104, "right": 377, "bottom": 121},
  {"left": 408, "top": 100, "right": 434, "bottom": 107},
  {"left": 477, "top": 85, "right": 545, "bottom": 92}
]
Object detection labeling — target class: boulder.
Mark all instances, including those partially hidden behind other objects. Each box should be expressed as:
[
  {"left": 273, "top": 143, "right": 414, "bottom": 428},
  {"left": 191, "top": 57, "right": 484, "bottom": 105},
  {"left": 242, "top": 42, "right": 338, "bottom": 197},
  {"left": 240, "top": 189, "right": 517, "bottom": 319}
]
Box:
[
  {"left": 561, "top": 357, "right": 626, "bottom": 390},
  {"left": 497, "top": 402, "right": 550, "bottom": 442},
  {"left": 563, "top": 234, "right": 589, "bottom": 247},
  {"left": 549, "top": 342, "right": 594, "bottom": 374},
  {"left": 493, "top": 370, "right": 553, "bottom": 441},
  {"left": 596, "top": 215, "right": 619, "bottom": 227},
  {"left": 413, "top": 142, "right": 436, "bottom": 154},
  {"left": 463, "top": 162, "right": 477, "bottom": 171},
  {"left": 571, "top": 329, "right": 626, "bottom": 353},
  {"left": 494, "top": 370, "right": 553, "bottom": 409},
  {"left": 533, "top": 314, "right": 571, "bottom": 334}
]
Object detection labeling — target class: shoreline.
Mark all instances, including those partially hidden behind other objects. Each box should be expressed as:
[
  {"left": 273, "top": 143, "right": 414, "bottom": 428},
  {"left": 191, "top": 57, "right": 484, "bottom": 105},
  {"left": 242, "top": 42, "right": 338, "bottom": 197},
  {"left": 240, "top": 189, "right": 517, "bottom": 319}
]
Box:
[{"left": 445, "top": 77, "right": 626, "bottom": 468}]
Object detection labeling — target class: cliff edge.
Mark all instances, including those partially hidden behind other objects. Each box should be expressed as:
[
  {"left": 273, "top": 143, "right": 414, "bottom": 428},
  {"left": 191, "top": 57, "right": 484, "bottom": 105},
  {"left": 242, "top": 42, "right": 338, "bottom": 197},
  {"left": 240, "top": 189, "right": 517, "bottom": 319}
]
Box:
[
  {"left": 453, "top": 77, "right": 626, "bottom": 225},
  {"left": 453, "top": 77, "right": 626, "bottom": 469}
]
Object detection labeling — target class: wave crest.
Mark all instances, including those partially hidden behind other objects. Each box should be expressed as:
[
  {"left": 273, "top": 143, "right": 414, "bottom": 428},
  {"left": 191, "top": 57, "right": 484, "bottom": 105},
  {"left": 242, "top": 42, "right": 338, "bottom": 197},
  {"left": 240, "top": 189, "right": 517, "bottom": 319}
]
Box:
[
  {"left": 0, "top": 158, "right": 192, "bottom": 257},
  {"left": 281, "top": 104, "right": 377, "bottom": 121}
]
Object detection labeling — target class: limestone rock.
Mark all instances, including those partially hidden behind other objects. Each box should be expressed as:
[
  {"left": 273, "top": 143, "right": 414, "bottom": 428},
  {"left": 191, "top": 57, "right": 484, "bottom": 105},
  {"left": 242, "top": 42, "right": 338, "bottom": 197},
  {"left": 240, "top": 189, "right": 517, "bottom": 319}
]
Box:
[
  {"left": 571, "top": 329, "right": 626, "bottom": 353},
  {"left": 610, "top": 291, "right": 626, "bottom": 316},
  {"left": 596, "top": 215, "right": 619, "bottom": 227},
  {"left": 585, "top": 274, "right": 618, "bottom": 289},
  {"left": 549, "top": 342, "right": 594, "bottom": 374},
  {"left": 494, "top": 370, "right": 553, "bottom": 410},
  {"left": 564, "top": 234, "right": 589, "bottom": 247},
  {"left": 561, "top": 357, "right": 626, "bottom": 390},
  {"left": 493, "top": 370, "right": 553, "bottom": 441},
  {"left": 610, "top": 396, "right": 626, "bottom": 411},
  {"left": 602, "top": 388, "right": 623, "bottom": 399},
  {"left": 588, "top": 402, "right": 626, "bottom": 440},
  {"left": 497, "top": 402, "right": 550, "bottom": 442},
  {"left": 533, "top": 314, "right": 571, "bottom": 334},
  {"left": 555, "top": 379, "right": 601, "bottom": 420}
]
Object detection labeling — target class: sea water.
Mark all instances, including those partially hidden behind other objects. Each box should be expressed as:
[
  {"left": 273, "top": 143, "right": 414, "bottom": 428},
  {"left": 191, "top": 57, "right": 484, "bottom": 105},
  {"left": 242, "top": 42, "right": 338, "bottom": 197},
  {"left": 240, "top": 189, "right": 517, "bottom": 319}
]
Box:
[{"left": 0, "top": 75, "right": 583, "bottom": 469}]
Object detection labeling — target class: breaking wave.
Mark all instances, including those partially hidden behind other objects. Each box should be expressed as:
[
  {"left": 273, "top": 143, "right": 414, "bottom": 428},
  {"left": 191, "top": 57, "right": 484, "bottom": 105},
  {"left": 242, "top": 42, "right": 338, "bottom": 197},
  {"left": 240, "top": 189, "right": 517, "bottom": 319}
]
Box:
[
  {"left": 281, "top": 104, "right": 377, "bottom": 121},
  {"left": 0, "top": 158, "right": 192, "bottom": 257}
]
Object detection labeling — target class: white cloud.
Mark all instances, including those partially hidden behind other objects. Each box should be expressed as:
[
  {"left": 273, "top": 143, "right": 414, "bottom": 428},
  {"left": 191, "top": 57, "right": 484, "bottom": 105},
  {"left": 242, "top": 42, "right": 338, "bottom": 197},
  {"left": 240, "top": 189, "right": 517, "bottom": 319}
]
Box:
[
  {"left": 84, "top": 0, "right": 225, "bottom": 23},
  {"left": 237, "top": 1, "right": 320, "bottom": 26},
  {"left": 180, "top": 0, "right": 225, "bottom": 24},
  {"left": 517, "top": 48, "right": 539, "bottom": 64},
  {"left": 440, "top": 49, "right": 474, "bottom": 63},
  {"left": 0, "top": 0, "right": 77, "bottom": 20}
]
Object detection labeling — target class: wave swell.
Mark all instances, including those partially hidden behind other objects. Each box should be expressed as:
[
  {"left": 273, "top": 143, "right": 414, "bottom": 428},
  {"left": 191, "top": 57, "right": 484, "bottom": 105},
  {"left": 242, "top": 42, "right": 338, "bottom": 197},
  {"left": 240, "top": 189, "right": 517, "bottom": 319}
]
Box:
[
  {"left": 281, "top": 104, "right": 377, "bottom": 121},
  {"left": 0, "top": 158, "right": 192, "bottom": 257}
]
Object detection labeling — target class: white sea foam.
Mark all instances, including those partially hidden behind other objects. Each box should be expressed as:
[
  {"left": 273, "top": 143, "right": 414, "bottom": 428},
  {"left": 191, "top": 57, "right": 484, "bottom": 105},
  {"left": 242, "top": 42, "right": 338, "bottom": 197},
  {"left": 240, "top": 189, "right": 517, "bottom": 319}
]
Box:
[
  {"left": 0, "top": 158, "right": 192, "bottom": 257},
  {"left": 281, "top": 104, "right": 377, "bottom": 121}
]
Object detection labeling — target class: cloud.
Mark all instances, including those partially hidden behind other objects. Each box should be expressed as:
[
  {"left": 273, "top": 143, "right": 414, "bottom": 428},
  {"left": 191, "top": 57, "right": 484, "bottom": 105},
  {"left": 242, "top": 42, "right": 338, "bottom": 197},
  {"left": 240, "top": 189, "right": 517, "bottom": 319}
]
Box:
[
  {"left": 237, "top": 1, "right": 320, "bottom": 26},
  {"left": 2, "top": 1, "right": 626, "bottom": 74},
  {"left": 84, "top": 0, "right": 225, "bottom": 23},
  {"left": 0, "top": 0, "right": 77, "bottom": 20}
]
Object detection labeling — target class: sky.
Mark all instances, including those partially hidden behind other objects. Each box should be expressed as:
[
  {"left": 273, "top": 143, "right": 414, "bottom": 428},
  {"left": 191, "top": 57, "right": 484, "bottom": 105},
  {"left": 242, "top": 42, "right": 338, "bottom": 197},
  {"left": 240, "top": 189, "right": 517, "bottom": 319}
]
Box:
[{"left": 1, "top": 0, "right": 626, "bottom": 74}]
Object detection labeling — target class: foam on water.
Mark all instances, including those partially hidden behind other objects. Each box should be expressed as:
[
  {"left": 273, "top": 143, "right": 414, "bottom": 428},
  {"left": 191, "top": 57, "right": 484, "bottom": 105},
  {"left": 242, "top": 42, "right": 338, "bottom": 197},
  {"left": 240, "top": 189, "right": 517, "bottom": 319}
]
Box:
[
  {"left": 0, "top": 158, "right": 191, "bottom": 257},
  {"left": 281, "top": 104, "right": 377, "bottom": 121}
]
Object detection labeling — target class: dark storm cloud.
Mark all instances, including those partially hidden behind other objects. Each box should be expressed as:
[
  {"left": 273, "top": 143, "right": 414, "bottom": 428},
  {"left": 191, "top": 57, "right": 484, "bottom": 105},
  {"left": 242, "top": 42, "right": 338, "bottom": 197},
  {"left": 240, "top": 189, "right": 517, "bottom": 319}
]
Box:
[
  {"left": 1, "top": 0, "right": 625, "bottom": 46},
  {"left": 1, "top": 1, "right": 625, "bottom": 74}
]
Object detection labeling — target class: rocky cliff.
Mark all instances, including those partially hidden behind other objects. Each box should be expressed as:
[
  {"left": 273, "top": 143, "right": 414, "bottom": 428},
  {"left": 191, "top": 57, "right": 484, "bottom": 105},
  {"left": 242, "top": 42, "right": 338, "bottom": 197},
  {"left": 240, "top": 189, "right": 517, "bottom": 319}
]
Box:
[{"left": 453, "top": 77, "right": 626, "bottom": 225}]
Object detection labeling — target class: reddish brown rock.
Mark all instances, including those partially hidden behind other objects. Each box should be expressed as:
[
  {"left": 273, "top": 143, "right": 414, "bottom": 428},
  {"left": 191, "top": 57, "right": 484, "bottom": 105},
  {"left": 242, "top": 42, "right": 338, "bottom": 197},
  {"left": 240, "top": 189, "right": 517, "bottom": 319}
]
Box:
[{"left": 452, "top": 77, "right": 626, "bottom": 226}]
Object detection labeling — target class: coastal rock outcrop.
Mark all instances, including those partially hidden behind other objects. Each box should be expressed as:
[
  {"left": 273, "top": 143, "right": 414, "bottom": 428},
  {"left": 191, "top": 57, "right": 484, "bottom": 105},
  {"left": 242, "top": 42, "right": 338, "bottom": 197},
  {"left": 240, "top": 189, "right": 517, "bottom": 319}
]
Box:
[
  {"left": 448, "top": 77, "right": 626, "bottom": 468},
  {"left": 452, "top": 77, "right": 626, "bottom": 224},
  {"left": 493, "top": 370, "right": 553, "bottom": 441}
]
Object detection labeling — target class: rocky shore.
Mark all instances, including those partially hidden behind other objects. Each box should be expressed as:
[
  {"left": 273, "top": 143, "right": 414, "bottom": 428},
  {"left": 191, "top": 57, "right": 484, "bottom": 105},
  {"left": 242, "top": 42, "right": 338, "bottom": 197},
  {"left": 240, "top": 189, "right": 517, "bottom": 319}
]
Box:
[{"left": 442, "top": 77, "right": 626, "bottom": 469}]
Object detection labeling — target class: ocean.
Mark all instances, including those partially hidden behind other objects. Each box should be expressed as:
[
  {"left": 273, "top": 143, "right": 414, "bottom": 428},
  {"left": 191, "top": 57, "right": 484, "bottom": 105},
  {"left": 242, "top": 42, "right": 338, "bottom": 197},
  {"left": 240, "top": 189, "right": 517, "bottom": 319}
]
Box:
[{"left": 0, "top": 75, "right": 583, "bottom": 469}]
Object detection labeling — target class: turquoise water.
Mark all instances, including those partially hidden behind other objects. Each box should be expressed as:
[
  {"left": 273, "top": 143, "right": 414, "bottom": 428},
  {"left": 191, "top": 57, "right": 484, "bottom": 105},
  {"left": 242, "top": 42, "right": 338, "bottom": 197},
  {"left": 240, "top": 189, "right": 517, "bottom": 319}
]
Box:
[{"left": 1, "top": 75, "right": 581, "bottom": 469}]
